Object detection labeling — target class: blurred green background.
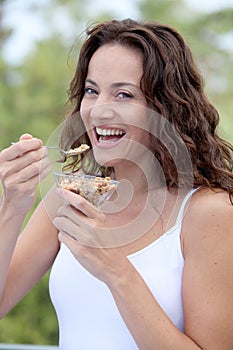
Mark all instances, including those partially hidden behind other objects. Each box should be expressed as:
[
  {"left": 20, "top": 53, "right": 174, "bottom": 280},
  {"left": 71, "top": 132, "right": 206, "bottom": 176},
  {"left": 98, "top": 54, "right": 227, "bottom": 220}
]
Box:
[{"left": 0, "top": 0, "right": 232, "bottom": 345}]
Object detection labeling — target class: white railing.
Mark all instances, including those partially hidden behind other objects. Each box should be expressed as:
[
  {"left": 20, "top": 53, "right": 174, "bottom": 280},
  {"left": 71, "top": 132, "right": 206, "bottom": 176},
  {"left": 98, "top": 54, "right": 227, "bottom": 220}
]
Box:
[{"left": 0, "top": 345, "right": 58, "bottom": 349}]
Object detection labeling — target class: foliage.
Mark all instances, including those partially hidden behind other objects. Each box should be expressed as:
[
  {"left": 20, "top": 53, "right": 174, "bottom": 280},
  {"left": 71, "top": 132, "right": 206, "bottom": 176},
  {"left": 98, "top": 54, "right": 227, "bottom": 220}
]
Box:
[
  {"left": 0, "top": 273, "right": 58, "bottom": 344},
  {"left": 137, "top": 0, "right": 233, "bottom": 143},
  {"left": 0, "top": 0, "right": 232, "bottom": 345},
  {"left": 0, "top": 38, "right": 72, "bottom": 149}
]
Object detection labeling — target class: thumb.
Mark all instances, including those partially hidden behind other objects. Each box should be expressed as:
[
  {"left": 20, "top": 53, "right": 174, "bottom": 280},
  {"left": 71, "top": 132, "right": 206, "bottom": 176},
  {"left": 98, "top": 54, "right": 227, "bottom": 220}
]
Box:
[{"left": 19, "top": 133, "right": 33, "bottom": 141}]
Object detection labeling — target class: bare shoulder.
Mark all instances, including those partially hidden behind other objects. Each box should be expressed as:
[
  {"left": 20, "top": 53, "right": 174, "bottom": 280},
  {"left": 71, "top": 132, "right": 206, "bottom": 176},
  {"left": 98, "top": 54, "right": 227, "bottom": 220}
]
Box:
[
  {"left": 187, "top": 186, "right": 232, "bottom": 215},
  {"left": 181, "top": 187, "right": 233, "bottom": 348},
  {"left": 182, "top": 187, "right": 233, "bottom": 254}
]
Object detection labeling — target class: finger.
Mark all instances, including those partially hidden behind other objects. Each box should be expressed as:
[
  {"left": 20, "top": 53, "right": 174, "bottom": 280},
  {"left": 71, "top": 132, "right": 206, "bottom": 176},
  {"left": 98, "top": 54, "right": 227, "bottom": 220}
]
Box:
[
  {"left": 54, "top": 206, "right": 112, "bottom": 248},
  {"left": 6, "top": 156, "right": 51, "bottom": 184},
  {"left": 21, "top": 156, "right": 51, "bottom": 183},
  {"left": 58, "top": 231, "right": 95, "bottom": 251},
  {"left": 0, "top": 149, "right": 50, "bottom": 182},
  {"left": 39, "top": 158, "right": 51, "bottom": 181},
  {"left": 57, "top": 203, "right": 81, "bottom": 220},
  {"left": 58, "top": 231, "right": 83, "bottom": 250},
  {"left": 56, "top": 204, "right": 89, "bottom": 229},
  {"left": 19, "top": 133, "right": 33, "bottom": 141},
  {"left": 5, "top": 162, "right": 51, "bottom": 195},
  {"left": 58, "top": 228, "right": 93, "bottom": 248},
  {"left": 53, "top": 216, "right": 80, "bottom": 241},
  {"left": 58, "top": 231, "right": 77, "bottom": 245},
  {"left": 4, "top": 175, "right": 43, "bottom": 209},
  {"left": 2, "top": 138, "right": 43, "bottom": 161},
  {"left": 54, "top": 212, "right": 96, "bottom": 246},
  {"left": 56, "top": 188, "right": 103, "bottom": 219}
]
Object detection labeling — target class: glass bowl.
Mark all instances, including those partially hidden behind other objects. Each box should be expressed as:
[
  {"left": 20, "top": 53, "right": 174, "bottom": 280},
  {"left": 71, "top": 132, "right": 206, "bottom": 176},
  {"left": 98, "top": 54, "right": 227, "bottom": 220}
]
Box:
[{"left": 53, "top": 172, "right": 119, "bottom": 207}]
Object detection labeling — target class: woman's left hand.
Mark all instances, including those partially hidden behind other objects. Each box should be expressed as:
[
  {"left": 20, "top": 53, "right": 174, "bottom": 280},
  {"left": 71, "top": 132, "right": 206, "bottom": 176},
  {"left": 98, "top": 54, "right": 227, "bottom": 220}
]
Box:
[{"left": 53, "top": 188, "right": 130, "bottom": 285}]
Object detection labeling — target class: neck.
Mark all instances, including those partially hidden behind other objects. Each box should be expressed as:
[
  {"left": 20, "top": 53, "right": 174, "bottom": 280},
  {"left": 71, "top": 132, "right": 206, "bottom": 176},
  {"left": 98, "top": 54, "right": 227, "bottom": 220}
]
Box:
[{"left": 114, "top": 157, "right": 165, "bottom": 195}]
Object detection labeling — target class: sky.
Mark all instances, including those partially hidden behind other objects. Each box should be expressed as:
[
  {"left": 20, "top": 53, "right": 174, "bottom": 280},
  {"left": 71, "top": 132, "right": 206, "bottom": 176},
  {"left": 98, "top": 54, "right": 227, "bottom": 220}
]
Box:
[{"left": 2, "top": 0, "right": 233, "bottom": 64}]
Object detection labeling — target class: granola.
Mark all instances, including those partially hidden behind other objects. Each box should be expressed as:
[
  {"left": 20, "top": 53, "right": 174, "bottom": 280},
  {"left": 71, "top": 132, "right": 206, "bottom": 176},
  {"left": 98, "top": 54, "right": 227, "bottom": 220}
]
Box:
[{"left": 58, "top": 174, "right": 117, "bottom": 206}]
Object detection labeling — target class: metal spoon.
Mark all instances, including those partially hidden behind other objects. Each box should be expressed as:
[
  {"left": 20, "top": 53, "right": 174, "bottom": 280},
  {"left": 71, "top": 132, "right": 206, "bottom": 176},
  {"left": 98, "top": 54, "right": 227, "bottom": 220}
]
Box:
[
  {"left": 45, "top": 145, "right": 90, "bottom": 157},
  {"left": 11, "top": 143, "right": 90, "bottom": 157}
]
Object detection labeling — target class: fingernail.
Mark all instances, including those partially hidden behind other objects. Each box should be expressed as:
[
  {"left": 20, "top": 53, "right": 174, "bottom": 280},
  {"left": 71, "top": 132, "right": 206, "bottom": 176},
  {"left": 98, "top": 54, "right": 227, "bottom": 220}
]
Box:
[{"left": 58, "top": 232, "right": 64, "bottom": 242}]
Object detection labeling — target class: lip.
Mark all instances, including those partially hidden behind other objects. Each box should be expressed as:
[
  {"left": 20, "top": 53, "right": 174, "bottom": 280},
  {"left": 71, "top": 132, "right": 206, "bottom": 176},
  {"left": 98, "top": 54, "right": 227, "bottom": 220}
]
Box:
[{"left": 92, "top": 125, "right": 127, "bottom": 149}]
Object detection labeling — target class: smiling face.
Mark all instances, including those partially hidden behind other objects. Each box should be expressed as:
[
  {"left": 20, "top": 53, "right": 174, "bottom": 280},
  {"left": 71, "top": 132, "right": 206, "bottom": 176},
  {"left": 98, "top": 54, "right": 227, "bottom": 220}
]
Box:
[{"left": 80, "top": 44, "right": 151, "bottom": 169}]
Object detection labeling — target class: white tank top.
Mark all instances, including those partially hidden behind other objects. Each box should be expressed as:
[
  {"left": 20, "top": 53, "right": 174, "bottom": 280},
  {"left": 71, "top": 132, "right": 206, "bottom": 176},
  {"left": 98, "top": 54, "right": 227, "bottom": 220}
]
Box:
[{"left": 49, "top": 189, "right": 197, "bottom": 349}]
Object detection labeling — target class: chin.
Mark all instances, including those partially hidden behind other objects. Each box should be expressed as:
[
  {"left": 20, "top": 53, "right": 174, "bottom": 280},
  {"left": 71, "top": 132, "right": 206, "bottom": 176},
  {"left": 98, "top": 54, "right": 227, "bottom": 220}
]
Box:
[{"left": 93, "top": 152, "right": 123, "bottom": 168}]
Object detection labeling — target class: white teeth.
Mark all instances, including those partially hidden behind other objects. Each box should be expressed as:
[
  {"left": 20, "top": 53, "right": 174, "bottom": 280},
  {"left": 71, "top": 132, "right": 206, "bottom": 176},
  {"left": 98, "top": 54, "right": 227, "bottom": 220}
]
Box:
[{"left": 96, "top": 127, "right": 125, "bottom": 136}]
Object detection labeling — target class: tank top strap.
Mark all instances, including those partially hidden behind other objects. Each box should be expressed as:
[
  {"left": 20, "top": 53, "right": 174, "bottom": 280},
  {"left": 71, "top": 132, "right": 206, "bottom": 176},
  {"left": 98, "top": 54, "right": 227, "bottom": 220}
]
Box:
[{"left": 174, "top": 187, "right": 199, "bottom": 227}]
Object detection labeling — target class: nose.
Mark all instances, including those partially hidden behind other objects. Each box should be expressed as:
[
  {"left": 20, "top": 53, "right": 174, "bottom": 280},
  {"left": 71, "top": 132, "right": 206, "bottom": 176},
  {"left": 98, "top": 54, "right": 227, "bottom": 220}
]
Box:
[{"left": 90, "top": 98, "right": 115, "bottom": 121}]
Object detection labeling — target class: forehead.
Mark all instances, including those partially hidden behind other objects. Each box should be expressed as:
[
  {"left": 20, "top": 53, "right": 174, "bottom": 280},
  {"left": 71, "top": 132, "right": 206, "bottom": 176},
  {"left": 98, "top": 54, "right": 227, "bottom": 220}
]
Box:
[{"left": 87, "top": 44, "right": 143, "bottom": 83}]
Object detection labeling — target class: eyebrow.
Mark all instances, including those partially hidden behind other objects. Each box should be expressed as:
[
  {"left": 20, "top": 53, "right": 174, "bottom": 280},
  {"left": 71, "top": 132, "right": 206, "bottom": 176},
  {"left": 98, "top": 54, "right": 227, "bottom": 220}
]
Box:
[{"left": 85, "top": 79, "right": 140, "bottom": 90}]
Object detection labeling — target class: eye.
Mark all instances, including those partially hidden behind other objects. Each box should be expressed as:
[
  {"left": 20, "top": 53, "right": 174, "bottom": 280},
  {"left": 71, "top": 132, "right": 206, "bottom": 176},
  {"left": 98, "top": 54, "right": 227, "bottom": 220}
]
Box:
[
  {"left": 84, "top": 87, "right": 98, "bottom": 96},
  {"left": 117, "top": 91, "right": 133, "bottom": 99}
]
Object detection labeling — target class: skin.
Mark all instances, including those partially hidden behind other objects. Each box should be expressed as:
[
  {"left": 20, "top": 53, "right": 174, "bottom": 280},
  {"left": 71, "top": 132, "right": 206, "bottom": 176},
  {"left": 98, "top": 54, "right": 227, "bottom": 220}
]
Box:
[{"left": 0, "top": 44, "right": 232, "bottom": 350}]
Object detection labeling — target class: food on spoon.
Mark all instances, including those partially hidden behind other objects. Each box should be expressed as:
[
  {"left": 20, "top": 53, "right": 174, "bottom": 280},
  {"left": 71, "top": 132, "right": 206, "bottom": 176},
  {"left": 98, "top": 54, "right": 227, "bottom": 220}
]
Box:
[{"left": 67, "top": 144, "right": 90, "bottom": 156}]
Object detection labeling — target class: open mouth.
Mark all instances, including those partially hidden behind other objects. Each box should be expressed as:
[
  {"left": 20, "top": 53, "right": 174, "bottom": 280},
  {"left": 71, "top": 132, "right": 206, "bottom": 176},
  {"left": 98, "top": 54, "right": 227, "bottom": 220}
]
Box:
[{"left": 95, "top": 127, "right": 126, "bottom": 143}]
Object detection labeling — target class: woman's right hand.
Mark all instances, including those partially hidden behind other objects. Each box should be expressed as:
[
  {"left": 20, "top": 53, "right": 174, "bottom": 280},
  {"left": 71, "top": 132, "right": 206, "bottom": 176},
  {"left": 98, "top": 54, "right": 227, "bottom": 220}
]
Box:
[{"left": 0, "top": 133, "right": 51, "bottom": 215}]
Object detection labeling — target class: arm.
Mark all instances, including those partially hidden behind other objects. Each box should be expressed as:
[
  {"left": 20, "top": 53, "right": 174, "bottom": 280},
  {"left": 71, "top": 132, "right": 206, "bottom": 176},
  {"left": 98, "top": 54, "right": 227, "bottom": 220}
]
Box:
[
  {"left": 108, "top": 189, "right": 233, "bottom": 350},
  {"left": 181, "top": 188, "right": 233, "bottom": 349},
  {"left": 0, "top": 190, "right": 60, "bottom": 317},
  {"left": 0, "top": 135, "right": 60, "bottom": 317},
  {"left": 54, "top": 188, "right": 233, "bottom": 350}
]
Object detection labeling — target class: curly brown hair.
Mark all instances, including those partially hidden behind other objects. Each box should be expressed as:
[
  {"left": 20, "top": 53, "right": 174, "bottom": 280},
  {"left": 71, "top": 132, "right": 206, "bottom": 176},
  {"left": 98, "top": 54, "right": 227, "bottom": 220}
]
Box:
[{"left": 60, "top": 18, "right": 233, "bottom": 200}]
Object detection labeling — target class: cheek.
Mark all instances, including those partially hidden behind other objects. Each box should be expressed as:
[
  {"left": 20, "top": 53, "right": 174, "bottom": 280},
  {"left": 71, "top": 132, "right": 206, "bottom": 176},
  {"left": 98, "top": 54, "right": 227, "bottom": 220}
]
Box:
[
  {"left": 80, "top": 102, "right": 89, "bottom": 126},
  {"left": 80, "top": 103, "right": 94, "bottom": 143},
  {"left": 132, "top": 126, "right": 150, "bottom": 141}
]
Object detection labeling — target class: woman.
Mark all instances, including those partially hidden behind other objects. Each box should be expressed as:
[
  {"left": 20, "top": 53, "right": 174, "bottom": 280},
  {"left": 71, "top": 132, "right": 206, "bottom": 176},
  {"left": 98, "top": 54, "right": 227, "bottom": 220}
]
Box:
[{"left": 0, "top": 19, "right": 232, "bottom": 349}]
